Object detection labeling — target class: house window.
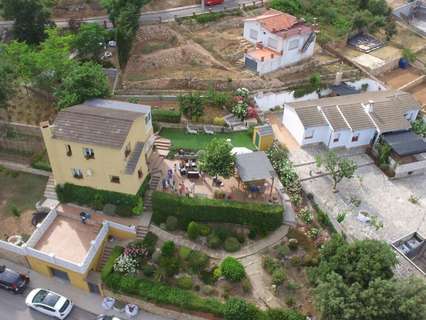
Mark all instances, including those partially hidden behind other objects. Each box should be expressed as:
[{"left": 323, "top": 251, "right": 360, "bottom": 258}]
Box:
[
  {"left": 352, "top": 133, "right": 360, "bottom": 142},
  {"left": 72, "top": 168, "right": 83, "bottom": 179},
  {"left": 110, "top": 176, "right": 120, "bottom": 184},
  {"left": 65, "top": 144, "right": 72, "bottom": 157},
  {"left": 333, "top": 133, "right": 341, "bottom": 143},
  {"left": 267, "top": 37, "right": 278, "bottom": 49},
  {"left": 288, "top": 39, "right": 299, "bottom": 50},
  {"left": 83, "top": 147, "right": 95, "bottom": 159},
  {"left": 249, "top": 29, "right": 258, "bottom": 40},
  {"left": 304, "top": 130, "right": 315, "bottom": 139},
  {"left": 138, "top": 169, "right": 143, "bottom": 179},
  {"left": 125, "top": 143, "right": 131, "bottom": 158}
]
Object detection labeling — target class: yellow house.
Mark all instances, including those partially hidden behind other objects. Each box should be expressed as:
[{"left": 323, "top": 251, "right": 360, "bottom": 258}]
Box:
[
  {"left": 41, "top": 99, "right": 154, "bottom": 195},
  {"left": 253, "top": 124, "right": 274, "bottom": 151}
]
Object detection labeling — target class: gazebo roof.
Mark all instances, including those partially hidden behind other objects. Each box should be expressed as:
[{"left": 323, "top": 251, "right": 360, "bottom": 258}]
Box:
[{"left": 236, "top": 151, "right": 275, "bottom": 182}]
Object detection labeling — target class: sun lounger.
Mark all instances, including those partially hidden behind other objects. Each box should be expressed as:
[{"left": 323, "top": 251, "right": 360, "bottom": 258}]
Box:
[
  {"left": 186, "top": 124, "right": 198, "bottom": 134},
  {"left": 204, "top": 125, "right": 214, "bottom": 135}
]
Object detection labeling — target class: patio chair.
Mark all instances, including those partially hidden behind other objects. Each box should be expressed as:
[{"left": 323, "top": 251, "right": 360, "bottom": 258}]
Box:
[
  {"left": 203, "top": 125, "right": 214, "bottom": 135},
  {"left": 186, "top": 124, "right": 198, "bottom": 134}
]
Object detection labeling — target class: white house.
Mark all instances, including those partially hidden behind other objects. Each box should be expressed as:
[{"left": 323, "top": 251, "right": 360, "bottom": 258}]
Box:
[
  {"left": 243, "top": 9, "right": 316, "bottom": 75},
  {"left": 282, "top": 90, "right": 420, "bottom": 149}
]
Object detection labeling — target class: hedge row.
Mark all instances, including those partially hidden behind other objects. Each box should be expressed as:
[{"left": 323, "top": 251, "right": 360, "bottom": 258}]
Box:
[
  {"left": 101, "top": 246, "right": 123, "bottom": 281},
  {"left": 152, "top": 192, "right": 283, "bottom": 232},
  {"left": 152, "top": 109, "right": 181, "bottom": 123},
  {"left": 56, "top": 179, "right": 148, "bottom": 217},
  {"left": 104, "top": 272, "right": 225, "bottom": 316}
]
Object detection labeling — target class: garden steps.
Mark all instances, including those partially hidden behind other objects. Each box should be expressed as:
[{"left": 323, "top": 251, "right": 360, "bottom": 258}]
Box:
[
  {"left": 154, "top": 135, "right": 171, "bottom": 157},
  {"left": 136, "top": 225, "right": 149, "bottom": 239},
  {"left": 98, "top": 243, "right": 115, "bottom": 270},
  {"left": 43, "top": 175, "right": 58, "bottom": 201}
]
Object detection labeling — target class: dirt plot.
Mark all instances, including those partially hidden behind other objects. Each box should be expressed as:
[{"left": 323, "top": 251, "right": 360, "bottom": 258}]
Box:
[
  {"left": 379, "top": 67, "right": 423, "bottom": 89},
  {"left": 408, "top": 82, "right": 426, "bottom": 112},
  {"left": 52, "top": 0, "right": 106, "bottom": 19},
  {"left": 142, "top": 0, "right": 199, "bottom": 12}
]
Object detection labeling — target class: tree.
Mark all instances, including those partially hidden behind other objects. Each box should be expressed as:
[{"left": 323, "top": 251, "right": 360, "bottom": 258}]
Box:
[
  {"left": 385, "top": 18, "right": 397, "bottom": 41},
  {"left": 2, "top": 0, "right": 53, "bottom": 45},
  {"left": 265, "top": 308, "right": 306, "bottom": 320},
  {"left": 55, "top": 62, "right": 110, "bottom": 109},
  {"left": 178, "top": 93, "right": 204, "bottom": 120},
  {"left": 0, "top": 46, "right": 17, "bottom": 108},
  {"left": 315, "top": 151, "right": 357, "bottom": 192},
  {"left": 199, "top": 138, "right": 235, "bottom": 180},
  {"left": 224, "top": 298, "right": 258, "bottom": 320},
  {"left": 72, "top": 23, "right": 108, "bottom": 60},
  {"left": 220, "top": 257, "right": 245, "bottom": 282}
]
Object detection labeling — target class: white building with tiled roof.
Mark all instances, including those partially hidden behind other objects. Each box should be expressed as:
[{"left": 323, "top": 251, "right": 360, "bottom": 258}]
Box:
[
  {"left": 282, "top": 90, "right": 420, "bottom": 149},
  {"left": 243, "top": 9, "right": 316, "bottom": 75}
]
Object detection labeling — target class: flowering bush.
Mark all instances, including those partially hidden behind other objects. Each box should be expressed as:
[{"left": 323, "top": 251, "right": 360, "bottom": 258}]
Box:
[
  {"left": 232, "top": 101, "right": 248, "bottom": 120},
  {"left": 247, "top": 106, "right": 257, "bottom": 119},
  {"left": 306, "top": 227, "right": 320, "bottom": 240},
  {"left": 235, "top": 87, "right": 250, "bottom": 99},
  {"left": 113, "top": 254, "right": 139, "bottom": 275},
  {"left": 298, "top": 207, "right": 313, "bottom": 224}
]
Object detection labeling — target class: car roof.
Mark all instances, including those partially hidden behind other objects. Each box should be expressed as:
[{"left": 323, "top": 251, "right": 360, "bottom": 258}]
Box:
[
  {"left": 33, "top": 289, "right": 61, "bottom": 307},
  {"left": 0, "top": 267, "right": 20, "bottom": 283}
]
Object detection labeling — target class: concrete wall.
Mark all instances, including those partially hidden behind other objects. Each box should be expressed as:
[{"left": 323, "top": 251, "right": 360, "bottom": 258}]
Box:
[
  {"left": 282, "top": 106, "right": 305, "bottom": 144},
  {"left": 0, "top": 241, "right": 29, "bottom": 267},
  {"left": 41, "top": 115, "right": 153, "bottom": 195},
  {"left": 393, "top": 157, "right": 426, "bottom": 178}
]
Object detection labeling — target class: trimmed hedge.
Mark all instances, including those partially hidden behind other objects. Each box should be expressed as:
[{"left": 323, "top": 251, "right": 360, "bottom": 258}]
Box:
[
  {"left": 152, "top": 191, "right": 283, "bottom": 232},
  {"left": 104, "top": 272, "right": 225, "bottom": 316},
  {"left": 101, "top": 246, "right": 123, "bottom": 281},
  {"left": 152, "top": 109, "right": 181, "bottom": 123}
]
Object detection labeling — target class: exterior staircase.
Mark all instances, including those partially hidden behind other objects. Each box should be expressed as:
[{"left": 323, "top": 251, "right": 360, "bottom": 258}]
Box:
[
  {"left": 125, "top": 141, "right": 144, "bottom": 175},
  {"left": 97, "top": 242, "right": 114, "bottom": 270},
  {"left": 136, "top": 225, "right": 149, "bottom": 239},
  {"left": 154, "top": 135, "right": 171, "bottom": 158},
  {"left": 43, "top": 175, "right": 58, "bottom": 200}
]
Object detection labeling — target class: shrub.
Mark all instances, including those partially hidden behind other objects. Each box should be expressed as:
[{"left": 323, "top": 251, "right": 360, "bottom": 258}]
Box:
[
  {"left": 265, "top": 308, "right": 306, "bottom": 320},
  {"left": 290, "top": 256, "right": 301, "bottom": 267},
  {"left": 177, "top": 275, "right": 193, "bottom": 290},
  {"left": 142, "top": 264, "right": 156, "bottom": 277},
  {"left": 194, "top": 12, "right": 225, "bottom": 24},
  {"left": 235, "top": 232, "right": 246, "bottom": 244},
  {"left": 179, "top": 246, "right": 191, "bottom": 260},
  {"left": 207, "top": 234, "right": 222, "bottom": 249},
  {"left": 271, "top": 268, "right": 286, "bottom": 286},
  {"left": 104, "top": 273, "right": 225, "bottom": 316},
  {"left": 262, "top": 256, "right": 281, "bottom": 274},
  {"left": 276, "top": 244, "right": 290, "bottom": 258},
  {"left": 113, "top": 254, "right": 139, "bottom": 274},
  {"left": 302, "top": 253, "right": 319, "bottom": 267},
  {"left": 199, "top": 224, "right": 211, "bottom": 236},
  {"left": 213, "top": 267, "right": 222, "bottom": 281},
  {"left": 166, "top": 216, "right": 178, "bottom": 231},
  {"left": 152, "top": 192, "right": 283, "bottom": 232},
  {"left": 159, "top": 256, "right": 180, "bottom": 277},
  {"left": 31, "top": 152, "right": 52, "bottom": 172},
  {"left": 220, "top": 257, "right": 245, "bottom": 282},
  {"left": 248, "top": 227, "right": 257, "bottom": 239},
  {"left": 187, "top": 221, "right": 200, "bottom": 240},
  {"left": 224, "top": 237, "right": 241, "bottom": 252},
  {"left": 187, "top": 250, "right": 209, "bottom": 273},
  {"left": 288, "top": 238, "right": 299, "bottom": 250},
  {"left": 214, "top": 226, "right": 231, "bottom": 241},
  {"left": 298, "top": 207, "right": 313, "bottom": 224},
  {"left": 213, "top": 117, "right": 225, "bottom": 126},
  {"left": 152, "top": 109, "right": 181, "bottom": 123},
  {"left": 241, "top": 277, "right": 252, "bottom": 293},
  {"left": 201, "top": 285, "right": 214, "bottom": 295},
  {"left": 224, "top": 298, "right": 258, "bottom": 320},
  {"left": 101, "top": 246, "right": 123, "bottom": 281},
  {"left": 307, "top": 227, "right": 320, "bottom": 240},
  {"left": 10, "top": 204, "right": 21, "bottom": 217},
  {"left": 161, "top": 241, "right": 176, "bottom": 257},
  {"left": 142, "top": 232, "right": 158, "bottom": 256},
  {"left": 56, "top": 183, "right": 144, "bottom": 217}
]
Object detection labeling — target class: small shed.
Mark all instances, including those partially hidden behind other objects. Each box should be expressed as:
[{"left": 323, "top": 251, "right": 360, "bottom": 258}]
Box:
[
  {"left": 236, "top": 151, "right": 274, "bottom": 184},
  {"left": 253, "top": 124, "right": 274, "bottom": 151}
]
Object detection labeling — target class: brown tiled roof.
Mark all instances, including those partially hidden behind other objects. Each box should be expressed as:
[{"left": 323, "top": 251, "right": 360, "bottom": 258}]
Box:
[
  {"left": 247, "top": 9, "right": 298, "bottom": 32},
  {"left": 52, "top": 104, "right": 144, "bottom": 149}
]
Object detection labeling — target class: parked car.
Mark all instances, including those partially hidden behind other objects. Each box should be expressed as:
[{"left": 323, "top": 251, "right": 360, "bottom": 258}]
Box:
[
  {"left": 96, "top": 316, "right": 122, "bottom": 320},
  {"left": 205, "top": 0, "right": 224, "bottom": 5},
  {"left": 0, "top": 265, "right": 29, "bottom": 293},
  {"left": 26, "top": 288, "right": 73, "bottom": 319}
]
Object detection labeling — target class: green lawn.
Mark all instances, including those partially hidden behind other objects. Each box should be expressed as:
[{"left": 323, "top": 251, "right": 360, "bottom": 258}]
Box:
[
  {"left": 0, "top": 167, "right": 48, "bottom": 215},
  {"left": 160, "top": 128, "right": 255, "bottom": 150}
]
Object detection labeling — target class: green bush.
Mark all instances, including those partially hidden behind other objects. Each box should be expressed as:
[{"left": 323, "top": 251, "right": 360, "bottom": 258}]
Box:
[
  {"left": 137, "top": 174, "right": 151, "bottom": 198},
  {"left": 194, "top": 12, "right": 225, "bottom": 24},
  {"left": 179, "top": 246, "right": 191, "bottom": 260},
  {"left": 152, "top": 109, "right": 181, "bottom": 123},
  {"left": 142, "top": 232, "right": 158, "bottom": 256},
  {"left": 176, "top": 275, "right": 193, "bottom": 290},
  {"left": 214, "top": 226, "right": 231, "bottom": 241},
  {"left": 199, "top": 224, "right": 211, "bottom": 236},
  {"left": 142, "top": 264, "right": 156, "bottom": 277},
  {"left": 265, "top": 308, "right": 306, "bottom": 320},
  {"left": 31, "top": 152, "right": 52, "bottom": 172},
  {"left": 272, "top": 268, "right": 286, "bottom": 286},
  {"left": 187, "top": 221, "right": 200, "bottom": 240},
  {"left": 166, "top": 216, "right": 178, "bottom": 231},
  {"left": 224, "top": 298, "right": 258, "bottom": 320},
  {"left": 276, "top": 244, "right": 290, "bottom": 258},
  {"left": 104, "top": 272, "right": 225, "bottom": 316},
  {"left": 187, "top": 250, "right": 209, "bottom": 273},
  {"left": 262, "top": 256, "right": 281, "bottom": 274},
  {"left": 152, "top": 192, "right": 283, "bottom": 232},
  {"left": 101, "top": 246, "right": 123, "bottom": 281},
  {"left": 161, "top": 241, "right": 176, "bottom": 257},
  {"left": 207, "top": 234, "right": 222, "bottom": 249},
  {"left": 10, "top": 204, "right": 21, "bottom": 217},
  {"left": 220, "top": 257, "right": 245, "bottom": 282},
  {"left": 56, "top": 183, "right": 143, "bottom": 217},
  {"left": 159, "top": 256, "right": 180, "bottom": 277},
  {"left": 224, "top": 237, "right": 241, "bottom": 252}
]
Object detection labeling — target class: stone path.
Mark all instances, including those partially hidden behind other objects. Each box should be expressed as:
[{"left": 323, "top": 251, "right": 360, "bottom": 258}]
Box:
[
  {"left": 0, "top": 159, "right": 50, "bottom": 176},
  {"left": 149, "top": 224, "right": 289, "bottom": 260},
  {"left": 240, "top": 254, "right": 282, "bottom": 309}
]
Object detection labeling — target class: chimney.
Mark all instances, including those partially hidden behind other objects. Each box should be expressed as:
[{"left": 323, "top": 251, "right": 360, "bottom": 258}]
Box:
[{"left": 334, "top": 71, "right": 343, "bottom": 85}]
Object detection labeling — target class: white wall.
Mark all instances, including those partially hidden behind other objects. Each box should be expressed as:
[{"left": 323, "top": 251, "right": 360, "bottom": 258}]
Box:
[
  {"left": 302, "top": 126, "right": 331, "bottom": 145},
  {"left": 282, "top": 106, "right": 305, "bottom": 144},
  {"left": 346, "top": 128, "right": 376, "bottom": 148}
]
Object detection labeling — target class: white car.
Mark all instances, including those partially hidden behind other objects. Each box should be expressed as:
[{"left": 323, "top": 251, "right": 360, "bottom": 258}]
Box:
[{"left": 26, "top": 288, "right": 73, "bottom": 319}]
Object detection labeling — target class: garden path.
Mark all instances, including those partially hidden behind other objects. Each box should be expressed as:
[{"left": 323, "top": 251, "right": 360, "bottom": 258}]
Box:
[
  {"left": 240, "top": 254, "right": 283, "bottom": 309},
  {"left": 149, "top": 224, "right": 289, "bottom": 260}
]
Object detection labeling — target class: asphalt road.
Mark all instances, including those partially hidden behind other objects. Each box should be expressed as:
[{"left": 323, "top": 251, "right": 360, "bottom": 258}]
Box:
[
  {"left": 0, "top": 289, "right": 96, "bottom": 320},
  {"left": 0, "top": 0, "right": 263, "bottom": 30}
]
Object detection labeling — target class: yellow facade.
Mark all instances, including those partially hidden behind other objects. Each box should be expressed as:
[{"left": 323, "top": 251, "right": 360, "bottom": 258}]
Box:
[
  {"left": 41, "top": 116, "right": 153, "bottom": 195},
  {"left": 253, "top": 126, "right": 274, "bottom": 151}
]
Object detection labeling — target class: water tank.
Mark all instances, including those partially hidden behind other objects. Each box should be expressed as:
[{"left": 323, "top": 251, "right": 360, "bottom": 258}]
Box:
[{"left": 399, "top": 58, "right": 409, "bottom": 69}]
